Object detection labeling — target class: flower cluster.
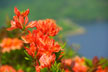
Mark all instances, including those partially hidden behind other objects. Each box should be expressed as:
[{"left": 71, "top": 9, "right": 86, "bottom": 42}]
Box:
[
  {"left": 0, "top": 38, "right": 23, "bottom": 53},
  {"left": 0, "top": 65, "right": 16, "bottom": 72},
  {"left": 62, "top": 56, "right": 108, "bottom": 72},
  {"left": 7, "top": 7, "right": 37, "bottom": 31},
  {"left": 36, "top": 19, "right": 60, "bottom": 36},
  {"left": 0, "top": 65, "right": 24, "bottom": 72},
  {"left": 62, "top": 56, "right": 88, "bottom": 72},
  {"left": 96, "top": 66, "right": 108, "bottom": 72},
  {"left": 72, "top": 56, "right": 88, "bottom": 72},
  {"left": 22, "top": 20, "right": 61, "bottom": 72},
  {"left": 7, "top": 7, "right": 62, "bottom": 72}
]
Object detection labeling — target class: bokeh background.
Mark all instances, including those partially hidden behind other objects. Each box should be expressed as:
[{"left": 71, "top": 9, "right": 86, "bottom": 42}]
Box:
[{"left": 0, "top": 0, "right": 108, "bottom": 59}]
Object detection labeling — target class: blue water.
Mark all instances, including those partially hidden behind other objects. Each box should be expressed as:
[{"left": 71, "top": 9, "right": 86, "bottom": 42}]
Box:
[{"left": 67, "top": 22, "right": 108, "bottom": 59}]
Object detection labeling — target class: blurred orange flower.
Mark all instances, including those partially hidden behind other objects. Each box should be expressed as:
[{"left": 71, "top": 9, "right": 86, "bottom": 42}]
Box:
[
  {"left": 72, "top": 56, "right": 88, "bottom": 72},
  {"left": 0, "top": 38, "right": 23, "bottom": 53},
  {"left": 96, "top": 66, "right": 108, "bottom": 72},
  {"left": 65, "top": 69, "right": 71, "bottom": 72},
  {"left": 0, "top": 65, "right": 16, "bottom": 72},
  {"left": 62, "top": 59, "right": 72, "bottom": 66}
]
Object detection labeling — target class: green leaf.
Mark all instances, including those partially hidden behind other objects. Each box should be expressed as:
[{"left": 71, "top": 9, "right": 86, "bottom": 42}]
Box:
[
  {"left": 24, "top": 50, "right": 33, "bottom": 61},
  {"left": 25, "top": 57, "right": 29, "bottom": 60},
  {"left": 24, "top": 50, "right": 30, "bottom": 57},
  {"left": 50, "top": 61, "right": 64, "bottom": 72},
  {"left": 99, "top": 58, "right": 107, "bottom": 65},
  {"left": 85, "top": 58, "right": 93, "bottom": 67},
  {"left": 61, "top": 42, "right": 66, "bottom": 49}
]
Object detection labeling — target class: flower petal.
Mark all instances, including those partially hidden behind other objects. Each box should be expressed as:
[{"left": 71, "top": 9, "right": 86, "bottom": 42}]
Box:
[
  {"left": 14, "top": 7, "right": 20, "bottom": 16},
  {"left": 19, "top": 16, "right": 24, "bottom": 24},
  {"left": 25, "top": 16, "right": 29, "bottom": 25},
  {"left": 21, "top": 8, "right": 29, "bottom": 17},
  {"left": 26, "top": 21, "right": 37, "bottom": 28}
]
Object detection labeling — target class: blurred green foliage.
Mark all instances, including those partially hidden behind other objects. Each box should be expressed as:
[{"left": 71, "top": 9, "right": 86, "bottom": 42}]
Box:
[
  {"left": 0, "top": 0, "right": 108, "bottom": 27},
  {"left": 1, "top": 49, "right": 34, "bottom": 72}
]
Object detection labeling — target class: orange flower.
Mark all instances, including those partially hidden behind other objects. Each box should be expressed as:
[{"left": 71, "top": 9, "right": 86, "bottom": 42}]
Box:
[
  {"left": 7, "top": 7, "right": 37, "bottom": 31},
  {"left": 26, "top": 21, "right": 38, "bottom": 29},
  {"left": 28, "top": 32, "right": 60, "bottom": 53},
  {"left": 39, "top": 54, "right": 55, "bottom": 68},
  {"left": 65, "top": 69, "right": 71, "bottom": 72},
  {"left": 62, "top": 59, "right": 72, "bottom": 66},
  {"left": 0, "top": 65, "right": 16, "bottom": 72},
  {"left": 0, "top": 38, "right": 23, "bottom": 53},
  {"left": 22, "top": 30, "right": 61, "bottom": 57},
  {"left": 22, "top": 30, "right": 61, "bottom": 72},
  {"left": 72, "top": 56, "right": 88, "bottom": 72},
  {"left": 36, "top": 19, "right": 61, "bottom": 36},
  {"left": 96, "top": 66, "right": 108, "bottom": 72},
  {"left": 14, "top": 7, "right": 20, "bottom": 16},
  {"left": 35, "top": 54, "right": 55, "bottom": 72},
  {"left": 35, "top": 66, "right": 41, "bottom": 72},
  {"left": 14, "top": 6, "right": 29, "bottom": 18},
  {"left": 37, "top": 34, "right": 61, "bottom": 56}
]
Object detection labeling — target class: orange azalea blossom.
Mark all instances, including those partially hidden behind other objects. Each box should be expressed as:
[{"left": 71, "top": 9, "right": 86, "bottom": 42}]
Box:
[
  {"left": 36, "top": 19, "right": 61, "bottom": 36},
  {"left": 7, "top": 7, "right": 37, "bottom": 31},
  {"left": 72, "top": 56, "right": 88, "bottom": 72},
  {"left": 0, "top": 65, "right": 16, "bottom": 72},
  {"left": 62, "top": 59, "right": 73, "bottom": 72},
  {"left": 96, "top": 66, "right": 108, "bottom": 72},
  {"left": 0, "top": 38, "right": 23, "bottom": 53},
  {"left": 22, "top": 30, "right": 61, "bottom": 72},
  {"left": 36, "top": 33, "right": 61, "bottom": 56},
  {"left": 36, "top": 54, "right": 56, "bottom": 72},
  {"left": 62, "top": 59, "right": 72, "bottom": 66},
  {"left": 39, "top": 54, "right": 55, "bottom": 68},
  {"left": 21, "top": 30, "right": 43, "bottom": 44},
  {"left": 22, "top": 30, "right": 61, "bottom": 57},
  {"left": 65, "top": 69, "right": 71, "bottom": 72}
]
